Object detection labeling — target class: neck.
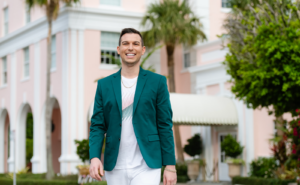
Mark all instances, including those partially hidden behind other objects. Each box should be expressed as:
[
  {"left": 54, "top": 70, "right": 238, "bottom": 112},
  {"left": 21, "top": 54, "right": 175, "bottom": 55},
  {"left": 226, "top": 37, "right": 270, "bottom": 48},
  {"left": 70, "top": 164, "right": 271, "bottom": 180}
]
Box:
[{"left": 121, "top": 63, "right": 140, "bottom": 79}]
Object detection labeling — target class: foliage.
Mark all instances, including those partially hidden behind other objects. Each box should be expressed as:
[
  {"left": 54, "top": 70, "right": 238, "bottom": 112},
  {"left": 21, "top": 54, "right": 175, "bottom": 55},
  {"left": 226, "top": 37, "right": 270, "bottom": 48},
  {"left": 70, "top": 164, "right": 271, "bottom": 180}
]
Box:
[
  {"left": 26, "top": 113, "right": 33, "bottom": 166},
  {"left": 232, "top": 176, "right": 295, "bottom": 185},
  {"left": 7, "top": 167, "right": 30, "bottom": 179},
  {"left": 4, "top": 173, "right": 77, "bottom": 181},
  {"left": 26, "top": 0, "right": 81, "bottom": 180},
  {"left": 85, "top": 182, "right": 107, "bottom": 185},
  {"left": 226, "top": 158, "right": 245, "bottom": 165},
  {"left": 26, "top": 0, "right": 80, "bottom": 20},
  {"left": 141, "top": 0, "right": 206, "bottom": 163},
  {"left": 274, "top": 166, "right": 300, "bottom": 180},
  {"left": 26, "top": 113, "right": 33, "bottom": 139},
  {"left": 223, "top": 0, "right": 300, "bottom": 117},
  {"left": 74, "top": 139, "right": 89, "bottom": 163},
  {"left": 141, "top": 0, "right": 206, "bottom": 49},
  {"left": 26, "top": 139, "right": 33, "bottom": 165},
  {"left": 287, "top": 110, "right": 300, "bottom": 165},
  {"left": 221, "top": 135, "right": 243, "bottom": 159},
  {"left": 0, "top": 178, "right": 78, "bottom": 185},
  {"left": 161, "top": 163, "right": 189, "bottom": 182},
  {"left": 183, "top": 134, "right": 203, "bottom": 158},
  {"left": 249, "top": 157, "right": 278, "bottom": 178}
]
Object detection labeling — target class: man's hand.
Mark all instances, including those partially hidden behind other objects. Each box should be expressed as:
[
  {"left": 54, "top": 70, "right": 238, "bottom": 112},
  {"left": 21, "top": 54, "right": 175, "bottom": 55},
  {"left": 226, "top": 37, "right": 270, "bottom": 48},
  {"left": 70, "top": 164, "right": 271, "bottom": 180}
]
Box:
[
  {"left": 163, "top": 165, "right": 177, "bottom": 185},
  {"left": 89, "top": 158, "right": 104, "bottom": 181}
]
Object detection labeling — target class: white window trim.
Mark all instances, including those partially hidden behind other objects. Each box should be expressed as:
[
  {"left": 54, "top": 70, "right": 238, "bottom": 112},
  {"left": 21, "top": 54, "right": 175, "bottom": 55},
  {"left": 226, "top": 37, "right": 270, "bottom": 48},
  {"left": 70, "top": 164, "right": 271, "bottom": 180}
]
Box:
[
  {"left": 51, "top": 35, "right": 57, "bottom": 72},
  {"left": 23, "top": 47, "right": 30, "bottom": 78},
  {"left": 100, "top": 32, "right": 121, "bottom": 66},
  {"left": 3, "top": 7, "right": 9, "bottom": 36},
  {"left": 2, "top": 57, "right": 7, "bottom": 85},
  {"left": 99, "top": 0, "right": 122, "bottom": 8},
  {"left": 0, "top": 84, "right": 7, "bottom": 89},
  {"left": 183, "top": 51, "right": 191, "bottom": 69},
  {"left": 221, "top": 8, "right": 231, "bottom": 13},
  {"left": 21, "top": 76, "right": 30, "bottom": 82},
  {"left": 25, "top": 4, "right": 31, "bottom": 24}
]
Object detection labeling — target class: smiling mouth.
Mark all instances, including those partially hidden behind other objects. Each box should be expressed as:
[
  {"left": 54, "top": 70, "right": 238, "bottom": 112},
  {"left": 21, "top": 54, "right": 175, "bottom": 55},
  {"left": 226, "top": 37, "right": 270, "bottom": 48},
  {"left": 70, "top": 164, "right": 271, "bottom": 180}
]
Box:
[{"left": 126, "top": 53, "right": 136, "bottom": 56}]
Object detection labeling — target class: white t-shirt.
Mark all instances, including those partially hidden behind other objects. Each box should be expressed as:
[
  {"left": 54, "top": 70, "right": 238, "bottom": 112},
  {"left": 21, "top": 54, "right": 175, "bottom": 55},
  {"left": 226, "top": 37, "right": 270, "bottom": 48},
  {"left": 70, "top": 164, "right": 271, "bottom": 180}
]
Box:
[{"left": 114, "top": 76, "right": 144, "bottom": 169}]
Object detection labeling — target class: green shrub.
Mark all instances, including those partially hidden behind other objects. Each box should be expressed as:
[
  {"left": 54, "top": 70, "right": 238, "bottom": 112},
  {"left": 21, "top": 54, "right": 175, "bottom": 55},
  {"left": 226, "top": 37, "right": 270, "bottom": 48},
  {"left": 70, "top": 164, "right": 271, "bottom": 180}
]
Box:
[
  {"left": 0, "top": 178, "right": 77, "bottom": 185},
  {"left": 0, "top": 173, "right": 77, "bottom": 181},
  {"left": 184, "top": 134, "right": 203, "bottom": 158},
  {"left": 232, "top": 176, "right": 295, "bottom": 185},
  {"left": 221, "top": 134, "right": 243, "bottom": 158},
  {"left": 86, "top": 182, "right": 107, "bottom": 185},
  {"left": 249, "top": 157, "right": 278, "bottom": 178},
  {"left": 75, "top": 139, "right": 90, "bottom": 163}
]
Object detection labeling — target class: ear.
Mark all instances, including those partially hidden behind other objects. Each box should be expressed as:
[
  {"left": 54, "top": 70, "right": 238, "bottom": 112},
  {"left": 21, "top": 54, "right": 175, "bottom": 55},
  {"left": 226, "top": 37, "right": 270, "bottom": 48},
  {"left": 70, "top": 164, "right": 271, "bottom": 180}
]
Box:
[
  {"left": 142, "top": 46, "right": 146, "bottom": 55},
  {"left": 117, "top": 46, "right": 120, "bottom": 55}
]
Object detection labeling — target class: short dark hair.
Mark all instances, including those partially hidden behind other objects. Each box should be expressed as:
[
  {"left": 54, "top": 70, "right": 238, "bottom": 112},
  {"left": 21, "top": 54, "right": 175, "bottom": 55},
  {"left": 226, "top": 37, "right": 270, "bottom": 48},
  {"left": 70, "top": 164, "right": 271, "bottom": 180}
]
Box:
[{"left": 119, "top": 28, "right": 144, "bottom": 46}]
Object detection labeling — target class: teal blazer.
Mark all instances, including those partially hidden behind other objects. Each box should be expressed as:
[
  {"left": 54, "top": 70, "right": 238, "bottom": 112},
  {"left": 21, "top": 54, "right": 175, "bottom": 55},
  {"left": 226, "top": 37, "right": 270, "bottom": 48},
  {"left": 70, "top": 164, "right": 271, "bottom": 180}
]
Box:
[{"left": 89, "top": 67, "right": 176, "bottom": 171}]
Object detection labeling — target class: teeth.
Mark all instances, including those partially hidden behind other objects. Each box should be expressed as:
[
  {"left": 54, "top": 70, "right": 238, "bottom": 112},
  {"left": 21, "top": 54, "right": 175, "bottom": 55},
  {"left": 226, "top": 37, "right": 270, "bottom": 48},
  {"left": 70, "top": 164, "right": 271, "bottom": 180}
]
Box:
[{"left": 127, "top": 54, "right": 135, "bottom": 56}]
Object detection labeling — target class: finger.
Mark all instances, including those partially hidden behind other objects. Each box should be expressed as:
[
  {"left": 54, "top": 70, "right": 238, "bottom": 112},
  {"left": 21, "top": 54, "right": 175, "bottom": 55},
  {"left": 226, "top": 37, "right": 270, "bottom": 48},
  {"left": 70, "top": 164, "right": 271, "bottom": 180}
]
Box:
[
  {"left": 99, "top": 164, "right": 104, "bottom": 177},
  {"left": 89, "top": 167, "right": 94, "bottom": 179},
  {"left": 94, "top": 167, "right": 102, "bottom": 181},
  {"left": 166, "top": 179, "right": 171, "bottom": 185},
  {"left": 163, "top": 173, "right": 166, "bottom": 185}
]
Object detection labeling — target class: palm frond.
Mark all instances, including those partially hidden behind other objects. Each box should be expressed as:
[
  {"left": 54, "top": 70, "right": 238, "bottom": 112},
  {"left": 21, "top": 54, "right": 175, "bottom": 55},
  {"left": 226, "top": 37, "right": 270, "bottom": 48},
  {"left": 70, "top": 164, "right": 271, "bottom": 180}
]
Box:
[
  {"left": 141, "top": 44, "right": 163, "bottom": 67},
  {"left": 141, "top": 0, "right": 206, "bottom": 49}
]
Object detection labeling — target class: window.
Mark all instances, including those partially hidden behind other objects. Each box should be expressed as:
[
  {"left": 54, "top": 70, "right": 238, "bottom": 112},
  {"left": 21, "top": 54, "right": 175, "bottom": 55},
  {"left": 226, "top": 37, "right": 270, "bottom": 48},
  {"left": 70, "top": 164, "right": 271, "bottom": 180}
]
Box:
[
  {"left": 3, "top": 7, "right": 8, "bottom": 36},
  {"left": 100, "top": 32, "right": 120, "bottom": 64},
  {"left": 24, "top": 47, "right": 30, "bottom": 78},
  {"left": 184, "top": 53, "right": 191, "bottom": 68},
  {"left": 2, "top": 56, "right": 7, "bottom": 85},
  {"left": 51, "top": 35, "right": 56, "bottom": 69},
  {"left": 222, "top": 0, "right": 231, "bottom": 8},
  {"left": 100, "top": 0, "right": 121, "bottom": 6},
  {"left": 25, "top": 4, "right": 30, "bottom": 24}
]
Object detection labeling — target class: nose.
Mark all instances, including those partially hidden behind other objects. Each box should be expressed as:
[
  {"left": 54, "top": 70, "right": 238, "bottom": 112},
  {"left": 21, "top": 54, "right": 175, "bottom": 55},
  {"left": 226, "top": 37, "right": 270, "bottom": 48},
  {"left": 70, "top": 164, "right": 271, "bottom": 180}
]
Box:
[{"left": 128, "top": 43, "right": 133, "bottom": 50}]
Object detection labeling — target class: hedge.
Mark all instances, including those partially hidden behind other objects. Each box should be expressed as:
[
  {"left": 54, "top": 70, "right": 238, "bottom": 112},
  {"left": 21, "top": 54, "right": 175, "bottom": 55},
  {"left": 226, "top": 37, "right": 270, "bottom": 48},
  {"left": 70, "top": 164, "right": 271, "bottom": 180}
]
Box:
[
  {"left": 0, "top": 178, "right": 78, "bottom": 185},
  {"left": 232, "top": 176, "right": 296, "bottom": 185},
  {"left": 0, "top": 173, "right": 78, "bottom": 181}
]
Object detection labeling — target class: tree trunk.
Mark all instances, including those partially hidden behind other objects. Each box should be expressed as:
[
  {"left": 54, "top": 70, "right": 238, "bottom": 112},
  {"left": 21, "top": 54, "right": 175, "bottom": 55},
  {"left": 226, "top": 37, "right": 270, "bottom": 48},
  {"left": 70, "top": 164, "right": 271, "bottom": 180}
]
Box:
[
  {"left": 166, "top": 44, "right": 185, "bottom": 163},
  {"left": 274, "top": 114, "right": 287, "bottom": 166},
  {"left": 46, "top": 19, "right": 54, "bottom": 180}
]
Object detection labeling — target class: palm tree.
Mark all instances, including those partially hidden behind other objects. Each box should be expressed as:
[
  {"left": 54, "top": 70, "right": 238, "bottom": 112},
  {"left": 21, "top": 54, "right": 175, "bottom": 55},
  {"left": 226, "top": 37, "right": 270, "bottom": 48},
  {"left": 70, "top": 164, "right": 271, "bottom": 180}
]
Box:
[
  {"left": 141, "top": 0, "right": 206, "bottom": 163},
  {"left": 26, "top": 0, "right": 80, "bottom": 179}
]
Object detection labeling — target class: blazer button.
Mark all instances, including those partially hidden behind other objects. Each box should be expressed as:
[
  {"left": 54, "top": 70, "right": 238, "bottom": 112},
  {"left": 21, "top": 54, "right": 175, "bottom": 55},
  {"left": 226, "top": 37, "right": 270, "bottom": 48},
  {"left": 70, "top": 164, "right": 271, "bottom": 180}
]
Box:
[
  {"left": 119, "top": 138, "right": 120, "bottom": 141},
  {"left": 120, "top": 124, "right": 121, "bottom": 127}
]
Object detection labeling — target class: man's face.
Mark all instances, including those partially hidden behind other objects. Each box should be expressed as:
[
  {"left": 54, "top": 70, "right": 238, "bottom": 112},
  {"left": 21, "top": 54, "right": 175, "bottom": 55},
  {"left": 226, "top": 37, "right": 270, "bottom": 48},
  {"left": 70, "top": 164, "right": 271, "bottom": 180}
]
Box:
[{"left": 117, "top": 33, "right": 146, "bottom": 67}]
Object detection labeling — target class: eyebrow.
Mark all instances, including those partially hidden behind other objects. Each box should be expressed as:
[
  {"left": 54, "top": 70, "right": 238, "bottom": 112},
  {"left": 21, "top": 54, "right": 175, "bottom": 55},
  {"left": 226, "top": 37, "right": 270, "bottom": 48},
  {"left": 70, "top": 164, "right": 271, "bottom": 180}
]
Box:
[{"left": 122, "top": 41, "right": 141, "bottom": 44}]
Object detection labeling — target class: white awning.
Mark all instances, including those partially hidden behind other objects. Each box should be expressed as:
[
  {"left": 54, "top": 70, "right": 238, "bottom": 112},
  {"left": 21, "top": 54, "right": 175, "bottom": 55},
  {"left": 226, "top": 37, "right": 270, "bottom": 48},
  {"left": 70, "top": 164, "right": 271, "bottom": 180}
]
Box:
[
  {"left": 88, "top": 93, "right": 238, "bottom": 126},
  {"left": 170, "top": 93, "right": 238, "bottom": 126}
]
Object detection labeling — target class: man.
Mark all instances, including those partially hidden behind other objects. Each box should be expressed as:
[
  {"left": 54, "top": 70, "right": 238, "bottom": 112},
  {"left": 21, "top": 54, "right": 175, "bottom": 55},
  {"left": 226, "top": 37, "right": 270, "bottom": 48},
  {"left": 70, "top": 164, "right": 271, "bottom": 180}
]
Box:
[{"left": 89, "top": 28, "right": 177, "bottom": 185}]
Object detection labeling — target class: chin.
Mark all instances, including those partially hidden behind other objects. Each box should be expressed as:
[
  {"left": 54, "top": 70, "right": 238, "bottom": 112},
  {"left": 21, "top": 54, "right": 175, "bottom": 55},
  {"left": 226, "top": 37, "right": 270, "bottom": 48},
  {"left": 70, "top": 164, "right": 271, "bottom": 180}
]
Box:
[{"left": 122, "top": 58, "right": 141, "bottom": 66}]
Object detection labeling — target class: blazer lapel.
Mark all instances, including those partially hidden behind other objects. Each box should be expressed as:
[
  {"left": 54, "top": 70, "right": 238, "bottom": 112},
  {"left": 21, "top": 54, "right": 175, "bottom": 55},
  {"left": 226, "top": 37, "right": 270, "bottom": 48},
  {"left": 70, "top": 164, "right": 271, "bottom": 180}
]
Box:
[
  {"left": 133, "top": 67, "right": 148, "bottom": 116},
  {"left": 112, "top": 68, "right": 122, "bottom": 117}
]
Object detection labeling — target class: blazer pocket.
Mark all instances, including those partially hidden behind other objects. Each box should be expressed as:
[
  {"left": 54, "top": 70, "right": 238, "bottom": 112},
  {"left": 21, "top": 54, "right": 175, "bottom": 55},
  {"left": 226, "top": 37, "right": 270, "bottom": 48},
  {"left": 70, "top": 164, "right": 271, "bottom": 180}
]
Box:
[
  {"left": 148, "top": 134, "right": 160, "bottom": 142},
  {"left": 106, "top": 136, "right": 111, "bottom": 143}
]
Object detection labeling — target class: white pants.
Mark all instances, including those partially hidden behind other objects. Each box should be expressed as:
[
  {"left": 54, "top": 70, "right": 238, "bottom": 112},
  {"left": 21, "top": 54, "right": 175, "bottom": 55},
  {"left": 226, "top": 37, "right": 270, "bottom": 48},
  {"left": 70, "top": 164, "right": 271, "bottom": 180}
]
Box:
[{"left": 105, "top": 160, "right": 161, "bottom": 185}]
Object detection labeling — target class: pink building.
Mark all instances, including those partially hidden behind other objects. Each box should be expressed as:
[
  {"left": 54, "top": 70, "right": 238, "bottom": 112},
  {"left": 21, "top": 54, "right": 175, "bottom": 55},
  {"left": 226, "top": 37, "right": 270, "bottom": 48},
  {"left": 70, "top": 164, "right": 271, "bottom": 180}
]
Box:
[{"left": 0, "top": 0, "right": 276, "bottom": 181}]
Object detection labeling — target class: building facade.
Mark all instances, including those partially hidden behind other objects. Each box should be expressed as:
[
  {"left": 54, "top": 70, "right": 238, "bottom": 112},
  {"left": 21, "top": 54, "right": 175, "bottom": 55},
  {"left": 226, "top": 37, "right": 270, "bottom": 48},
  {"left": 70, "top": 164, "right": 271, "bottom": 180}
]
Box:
[{"left": 0, "top": 0, "right": 279, "bottom": 181}]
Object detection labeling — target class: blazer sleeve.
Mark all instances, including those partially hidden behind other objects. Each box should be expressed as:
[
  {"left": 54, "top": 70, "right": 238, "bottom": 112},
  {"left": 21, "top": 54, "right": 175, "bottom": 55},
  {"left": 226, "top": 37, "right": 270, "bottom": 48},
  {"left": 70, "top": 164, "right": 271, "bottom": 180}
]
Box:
[
  {"left": 89, "top": 80, "right": 106, "bottom": 161},
  {"left": 156, "top": 76, "right": 176, "bottom": 166}
]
